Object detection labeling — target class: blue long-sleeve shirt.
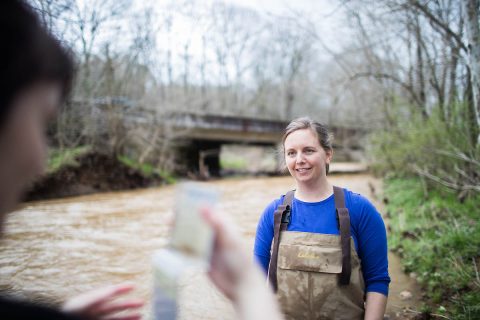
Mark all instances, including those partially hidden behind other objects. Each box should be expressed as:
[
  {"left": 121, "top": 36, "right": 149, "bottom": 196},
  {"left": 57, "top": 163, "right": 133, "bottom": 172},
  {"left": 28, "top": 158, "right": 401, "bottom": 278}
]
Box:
[{"left": 254, "top": 188, "right": 391, "bottom": 296}]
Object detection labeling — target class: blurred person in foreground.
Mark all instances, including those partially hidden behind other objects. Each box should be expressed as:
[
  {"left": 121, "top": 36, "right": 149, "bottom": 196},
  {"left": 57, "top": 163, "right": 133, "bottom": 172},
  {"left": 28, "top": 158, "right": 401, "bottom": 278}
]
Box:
[{"left": 0, "top": 1, "right": 282, "bottom": 319}]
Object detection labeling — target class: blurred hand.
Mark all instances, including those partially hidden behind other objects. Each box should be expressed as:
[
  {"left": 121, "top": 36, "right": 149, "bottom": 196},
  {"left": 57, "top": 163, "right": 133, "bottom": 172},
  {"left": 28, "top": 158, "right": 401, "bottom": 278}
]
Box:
[
  {"left": 201, "top": 207, "right": 252, "bottom": 301},
  {"left": 202, "top": 208, "right": 284, "bottom": 320},
  {"left": 62, "top": 283, "right": 144, "bottom": 320}
]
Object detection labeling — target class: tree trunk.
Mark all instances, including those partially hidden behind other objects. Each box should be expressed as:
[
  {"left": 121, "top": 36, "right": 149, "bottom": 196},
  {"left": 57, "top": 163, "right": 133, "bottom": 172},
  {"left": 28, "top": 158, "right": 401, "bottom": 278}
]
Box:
[
  {"left": 414, "top": 14, "right": 428, "bottom": 119},
  {"left": 463, "top": 0, "right": 480, "bottom": 145}
]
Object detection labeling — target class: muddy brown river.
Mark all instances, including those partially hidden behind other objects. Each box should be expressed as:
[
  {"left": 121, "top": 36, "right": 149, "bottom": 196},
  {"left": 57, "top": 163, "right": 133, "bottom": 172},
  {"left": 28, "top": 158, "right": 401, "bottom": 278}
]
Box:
[{"left": 0, "top": 175, "right": 420, "bottom": 319}]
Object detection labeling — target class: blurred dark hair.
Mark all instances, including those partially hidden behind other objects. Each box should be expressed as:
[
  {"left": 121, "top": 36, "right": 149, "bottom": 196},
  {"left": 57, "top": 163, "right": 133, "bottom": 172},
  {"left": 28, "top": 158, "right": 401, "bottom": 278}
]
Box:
[{"left": 0, "top": 0, "right": 75, "bottom": 127}]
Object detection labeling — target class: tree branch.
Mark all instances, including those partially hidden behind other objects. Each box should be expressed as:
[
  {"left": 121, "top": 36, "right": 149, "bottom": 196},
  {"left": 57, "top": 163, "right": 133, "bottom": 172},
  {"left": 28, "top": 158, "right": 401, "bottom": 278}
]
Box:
[
  {"left": 350, "top": 72, "right": 423, "bottom": 106},
  {"left": 407, "top": 0, "right": 467, "bottom": 52}
]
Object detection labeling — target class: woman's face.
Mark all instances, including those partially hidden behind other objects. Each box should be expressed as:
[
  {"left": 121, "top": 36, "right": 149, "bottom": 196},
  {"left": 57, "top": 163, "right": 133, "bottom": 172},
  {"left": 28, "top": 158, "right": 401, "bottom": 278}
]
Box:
[
  {"left": 284, "top": 128, "right": 332, "bottom": 185},
  {"left": 0, "top": 83, "right": 60, "bottom": 216}
]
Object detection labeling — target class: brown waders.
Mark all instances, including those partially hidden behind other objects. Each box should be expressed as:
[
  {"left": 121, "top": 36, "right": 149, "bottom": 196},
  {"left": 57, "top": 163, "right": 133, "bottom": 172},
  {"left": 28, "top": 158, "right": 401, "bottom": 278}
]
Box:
[{"left": 268, "top": 186, "right": 365, "bottom": 320}]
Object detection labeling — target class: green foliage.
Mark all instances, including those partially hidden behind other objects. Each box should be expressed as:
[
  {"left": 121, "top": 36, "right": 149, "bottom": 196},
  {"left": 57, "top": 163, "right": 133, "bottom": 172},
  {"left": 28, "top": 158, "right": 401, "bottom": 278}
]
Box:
[
  {"left": 220, "top": 157, "right": 248, "bottom": 170},
  {"left": 385, "top": 178, "right": 480, "bottom": 319},
  {"left": 368, "top": 102, "right": 479, "bottom": 196},
  {"left": 117, "top": 155, "right": 176, "bottom": 184},
  {"left": 47, "top": 146, "right": 91, "bottom": 174}
]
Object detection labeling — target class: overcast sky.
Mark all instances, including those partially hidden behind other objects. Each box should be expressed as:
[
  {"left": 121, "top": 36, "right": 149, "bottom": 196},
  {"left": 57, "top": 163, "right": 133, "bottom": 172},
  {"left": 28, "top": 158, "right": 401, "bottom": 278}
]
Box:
[
  {"left": 142, "top": 0, "right": 349, "bottom": 85},
  {"left": 63, "top": 0, "right": 352, "bottom": 86},
  {"left": 226, "top": 0, "right": 349, "bottom": 42},
  {"left": 225, "top": 0, "right": 341, "bottom": 16},
  {"left": 150, "top": 1, "right": 349, "bottom": 54}
]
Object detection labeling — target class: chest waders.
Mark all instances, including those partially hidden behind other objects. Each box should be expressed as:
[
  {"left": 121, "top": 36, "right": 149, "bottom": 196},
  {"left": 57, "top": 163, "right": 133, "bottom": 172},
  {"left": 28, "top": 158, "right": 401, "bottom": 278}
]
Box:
[{"left": 267, "top": 186, "right": 365, "bottom": 320}]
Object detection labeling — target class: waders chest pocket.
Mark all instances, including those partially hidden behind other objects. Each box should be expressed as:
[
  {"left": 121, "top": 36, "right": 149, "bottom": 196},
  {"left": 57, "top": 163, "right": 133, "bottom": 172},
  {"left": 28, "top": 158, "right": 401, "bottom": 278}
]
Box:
[{"left": 277, "top": 244, "right": 343, "bottom": 274}]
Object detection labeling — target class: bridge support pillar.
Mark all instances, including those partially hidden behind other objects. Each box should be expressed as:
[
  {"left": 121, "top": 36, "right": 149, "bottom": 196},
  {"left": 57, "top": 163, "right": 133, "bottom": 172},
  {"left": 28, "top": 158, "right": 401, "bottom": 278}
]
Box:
[{"left": 176, "top": 140, "right": 221, "bottom": 178}]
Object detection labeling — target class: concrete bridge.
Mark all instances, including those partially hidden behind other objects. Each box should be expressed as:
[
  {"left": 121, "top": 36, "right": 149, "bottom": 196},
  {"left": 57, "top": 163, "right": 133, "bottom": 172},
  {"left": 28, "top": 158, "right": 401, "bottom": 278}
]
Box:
[
  {"left": 169, "top": 113, "right": 287, "bottom": 145},
  {"left": 167, "top": 112, "right": 367, "bottom": 177},
  {"left": 80, "top": 99, "right": 367, "bottom": 177}
]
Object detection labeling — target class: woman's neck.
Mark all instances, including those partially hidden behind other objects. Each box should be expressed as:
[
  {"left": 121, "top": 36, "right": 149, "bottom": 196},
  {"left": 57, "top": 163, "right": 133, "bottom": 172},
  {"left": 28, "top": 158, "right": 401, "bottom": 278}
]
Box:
[{"left": 295, "top": 177, "right": 333, "bottom": 203}]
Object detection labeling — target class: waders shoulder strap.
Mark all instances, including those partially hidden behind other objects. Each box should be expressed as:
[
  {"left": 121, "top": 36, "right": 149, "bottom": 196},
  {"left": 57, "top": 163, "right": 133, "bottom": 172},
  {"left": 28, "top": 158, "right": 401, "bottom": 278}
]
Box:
[
  {"left": 268, "top": 190, "right": 295, "bottom": 292},
  {"left": 333, "top": 186, "right": 352, "bottom": 286}
]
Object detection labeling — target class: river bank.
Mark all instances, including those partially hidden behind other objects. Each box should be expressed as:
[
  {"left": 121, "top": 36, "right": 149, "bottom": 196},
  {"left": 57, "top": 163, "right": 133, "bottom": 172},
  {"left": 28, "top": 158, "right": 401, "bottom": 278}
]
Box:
[
  {"left": 384, "top": 178, "right": 480, "bottom": 319},
  {"left": 25, "top": 151, "right": 168, "bottom": 202}
]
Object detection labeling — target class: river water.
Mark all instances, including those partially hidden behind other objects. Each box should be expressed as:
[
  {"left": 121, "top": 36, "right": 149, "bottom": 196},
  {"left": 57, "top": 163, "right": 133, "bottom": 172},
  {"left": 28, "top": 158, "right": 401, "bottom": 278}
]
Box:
[{"left": 0, "top": 174, "right": 420, "bottom": 319}]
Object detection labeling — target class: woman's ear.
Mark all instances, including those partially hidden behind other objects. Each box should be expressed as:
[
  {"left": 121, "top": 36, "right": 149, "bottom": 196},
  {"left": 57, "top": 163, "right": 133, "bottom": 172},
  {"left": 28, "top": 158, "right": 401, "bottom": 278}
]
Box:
[{"left": 326, "top": 148, "right": 333, "bottom": 164}]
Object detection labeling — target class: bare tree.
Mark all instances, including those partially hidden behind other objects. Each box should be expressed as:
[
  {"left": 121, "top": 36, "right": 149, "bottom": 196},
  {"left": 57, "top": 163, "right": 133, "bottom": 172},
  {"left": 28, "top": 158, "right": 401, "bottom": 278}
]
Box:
[{"left": 463, "top": 0, "right": 480, "bottom": 143}]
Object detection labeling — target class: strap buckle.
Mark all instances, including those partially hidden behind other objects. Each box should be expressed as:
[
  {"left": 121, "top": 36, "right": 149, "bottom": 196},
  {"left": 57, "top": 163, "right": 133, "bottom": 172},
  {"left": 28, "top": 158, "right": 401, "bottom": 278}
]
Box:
[{"left": 281, "top": 205, "right": 291, "bottom": 224}]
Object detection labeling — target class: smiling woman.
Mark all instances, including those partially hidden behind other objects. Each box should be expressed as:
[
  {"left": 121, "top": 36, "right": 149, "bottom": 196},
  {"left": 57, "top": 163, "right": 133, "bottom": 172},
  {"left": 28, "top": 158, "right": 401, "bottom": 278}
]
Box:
[{"left": 254, "top": 117, "right": 391, "bottom": 320}]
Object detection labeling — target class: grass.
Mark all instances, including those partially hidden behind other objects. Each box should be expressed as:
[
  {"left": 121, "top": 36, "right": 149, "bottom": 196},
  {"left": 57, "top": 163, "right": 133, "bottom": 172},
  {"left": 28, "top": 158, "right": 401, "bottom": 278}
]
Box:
[
  {"left": 117, "top": 155, "right": 176, "bottom": 184},
  {"left": 47, "top": 148, "right": 177, "bottom": 184},
  {"left": 220, "top": 157, "right": 248, "bottom": 170},
  {"left": 385, "top": 178, "right": 480, "bottom": 319},
  {"left": 47, "top": 145, "right": 91, "bottom": 174}
]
